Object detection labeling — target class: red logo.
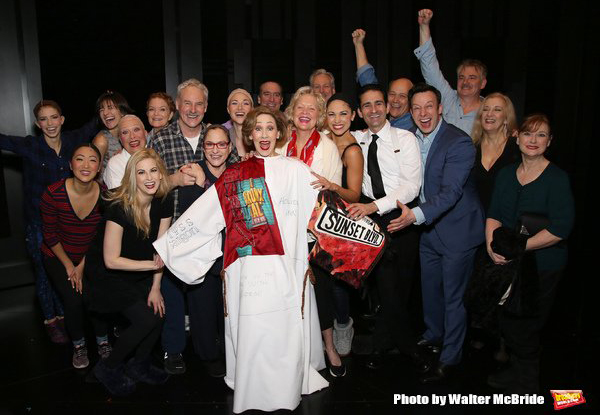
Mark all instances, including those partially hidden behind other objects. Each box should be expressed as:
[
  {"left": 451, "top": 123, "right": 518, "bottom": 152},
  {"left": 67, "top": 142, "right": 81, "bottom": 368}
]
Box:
[{"left": 550, "top": 390, "right": 586, "bottom": 410}]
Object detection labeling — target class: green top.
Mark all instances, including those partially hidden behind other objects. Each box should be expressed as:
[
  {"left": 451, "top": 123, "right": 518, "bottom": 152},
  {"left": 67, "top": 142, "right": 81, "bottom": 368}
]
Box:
[{"left": 488, "top": 162, "right": 575, "bottom": 271}]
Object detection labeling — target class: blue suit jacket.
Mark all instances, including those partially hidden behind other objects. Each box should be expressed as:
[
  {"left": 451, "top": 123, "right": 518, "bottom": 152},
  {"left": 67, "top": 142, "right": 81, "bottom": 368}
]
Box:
[{"left": 411, "top": 120, "right": 485, "bottom": 252}]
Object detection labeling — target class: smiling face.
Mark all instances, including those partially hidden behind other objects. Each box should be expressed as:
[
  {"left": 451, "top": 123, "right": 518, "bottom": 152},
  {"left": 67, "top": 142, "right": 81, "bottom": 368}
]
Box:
[
  {"left": 119, "top": 116, "right": 147, "bottom": 155},
  {"left": 410, "top": 91, "right": 443, "bottom": 136},
  {"left": 227, "top": 92, "right": 253, "bottom": 126},
  {"left": 480, "top": 96, "right": 507, "bottom": 134},
  {"left": 147, "top": 97, "right": 173, "bottom": 129},
  {"left": 70, "top": 146, "right": 100, "bottom": 183},
  {"left": 258, "top": 82, "right": 283, "bottom": 111},
  {"left": 251, "top": 114, "right": 279, "bottom": 157},
  {"left": 203, "top": 129, "right": 232, "bottom": 169},
  {"left": 358, "top": 90, "right": 389, "bottom": 133},
  {"left": 176, "top": 86, "right": 207, "bottom": 131},
  {"left": 457, "top": 66, "right": 487, "bottom": 100},
  {"left": 35, "top": 106, "right": 64, "bottom": 139},
  {"left": 517, "top": 122, "right": 551, "bottom": 158},
  {"left": 99, "top": 100, "right": 123, "bottom": 131},
  {"left": 327, "top": 100, "right": 355, "bottom": 137},
  {"left": 387, "top": 78, "right": 413, "bottom": 119},
  {"left": 311, "top": 73, "right": 335, "bottom": 101},
  {"left": 135, "top": 157, "right": 162, "bottom": 197},
  {"left": 293, "top": 94, "right": 319, "bottom": 132}
]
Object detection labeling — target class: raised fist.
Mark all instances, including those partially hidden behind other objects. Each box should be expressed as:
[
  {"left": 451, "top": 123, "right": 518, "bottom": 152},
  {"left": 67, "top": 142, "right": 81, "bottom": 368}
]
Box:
[
  {"left": 352, "top": 28, "right": 366, "bottom": 45},
  {"left": 418, "top": 9, "right": 433, "bottom": 26}
]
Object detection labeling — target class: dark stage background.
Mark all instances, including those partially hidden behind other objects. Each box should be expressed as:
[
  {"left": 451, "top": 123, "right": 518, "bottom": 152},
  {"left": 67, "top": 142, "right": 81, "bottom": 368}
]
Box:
[{"left": 2, "top": 0, "right": 597, "bottom": 368}]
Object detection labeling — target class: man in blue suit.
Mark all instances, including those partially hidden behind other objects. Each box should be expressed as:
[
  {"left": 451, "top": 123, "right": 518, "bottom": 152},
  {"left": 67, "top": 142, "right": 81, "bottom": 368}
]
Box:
[{"left": 388, "top": 83, "right": 484, "bottom": 383}]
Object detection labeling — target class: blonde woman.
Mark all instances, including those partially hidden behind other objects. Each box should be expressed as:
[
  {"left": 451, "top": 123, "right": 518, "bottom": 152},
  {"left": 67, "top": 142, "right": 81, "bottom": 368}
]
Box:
[
  {"left": 85, "top": 149, "right": 173, "bottom": 396},
  {"left": 471, "top": 92, "right": 519, "bottom": 211},
  {"left": 283, "top": 87, "right": 346, "bottom": 375}
]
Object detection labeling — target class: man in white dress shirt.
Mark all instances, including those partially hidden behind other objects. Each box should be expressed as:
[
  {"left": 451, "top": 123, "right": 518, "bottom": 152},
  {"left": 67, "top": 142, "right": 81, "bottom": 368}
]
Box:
[
  {"left": 347, "top": 83, "right": 426, "bottom": 371},
  {"left": 102, "top": 115, "right": 147, "bottom": 189}
]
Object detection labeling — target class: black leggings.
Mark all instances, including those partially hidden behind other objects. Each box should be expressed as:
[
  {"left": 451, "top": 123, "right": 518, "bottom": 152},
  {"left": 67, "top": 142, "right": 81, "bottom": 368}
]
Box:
[
  {"left": 104, "top": 300, "right": 163, "bottom": 368},
  {"left": 44, "top": 257, "right": 107, "bottom": 342}
]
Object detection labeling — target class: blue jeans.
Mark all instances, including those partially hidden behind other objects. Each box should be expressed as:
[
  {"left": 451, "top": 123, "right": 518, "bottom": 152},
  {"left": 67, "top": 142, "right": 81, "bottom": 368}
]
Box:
[{"left": 25, "top": 222, "right": 63, "bottom": 320}]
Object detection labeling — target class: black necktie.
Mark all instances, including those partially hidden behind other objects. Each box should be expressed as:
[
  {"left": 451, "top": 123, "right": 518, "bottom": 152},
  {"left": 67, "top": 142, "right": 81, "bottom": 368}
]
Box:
[{"left": 368, "top": 134, "right": 385, "bottom": 199}]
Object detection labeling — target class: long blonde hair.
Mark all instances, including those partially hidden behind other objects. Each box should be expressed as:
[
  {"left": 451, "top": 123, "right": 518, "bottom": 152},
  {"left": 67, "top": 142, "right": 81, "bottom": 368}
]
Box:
[
  {"left": 471, "top": 92, "right": 517, "bottom": 145},
  {"left": 105, "top": 148, "right": 170, "bottom": 238}
]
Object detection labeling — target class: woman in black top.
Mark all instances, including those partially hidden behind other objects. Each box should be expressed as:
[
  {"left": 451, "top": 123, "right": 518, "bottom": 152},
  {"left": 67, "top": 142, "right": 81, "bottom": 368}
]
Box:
[
  {"left": 486, "top": 114, "right": 574, "bottom": 393},
  {"left": 309, "top": 95, "right": 365, "bottom": 375},
  {"left": 85, "top": 148, "right": 172, "bottom": 396},
  {"left": 471, "top": 92, "right": 520, "bottom": 212}
]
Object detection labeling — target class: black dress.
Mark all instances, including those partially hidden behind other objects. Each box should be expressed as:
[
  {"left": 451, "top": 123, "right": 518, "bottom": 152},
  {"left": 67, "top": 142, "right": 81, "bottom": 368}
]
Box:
[
  {"left": 84, "top": 194, "right": 174, "bottom": 313},
  {"left": 473, "top": 138, "right": 520, "bottom": 213},
  {"left": 340, "top": 142, "right": 361, "bottom": 189}
]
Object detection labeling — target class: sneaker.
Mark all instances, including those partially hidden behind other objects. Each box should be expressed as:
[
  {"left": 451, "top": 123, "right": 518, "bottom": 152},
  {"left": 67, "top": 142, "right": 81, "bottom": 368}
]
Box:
[
  {"left": 72, "top": 345, "right": 89, "bottom": 369},
  {"left": 45, "top": 319, "right": 69, "bottom": 344},
  {"left": 329, "top": 363, "right": 347, "bottom": 378},
  {"left": 163, "top": 352, "right": 186, "bottom": 374},
  {"left": 333, "top": 317, "right": 354, "bottom": 357},
  {"left": 98, "top": 342, "right": 112, "bottom": 359}
]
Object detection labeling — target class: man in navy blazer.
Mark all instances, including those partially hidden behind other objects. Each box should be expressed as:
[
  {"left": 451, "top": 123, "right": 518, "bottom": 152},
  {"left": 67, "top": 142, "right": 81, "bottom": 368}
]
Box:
[{"left": 388, "top": 83, "right": 484, "bottom": 382}]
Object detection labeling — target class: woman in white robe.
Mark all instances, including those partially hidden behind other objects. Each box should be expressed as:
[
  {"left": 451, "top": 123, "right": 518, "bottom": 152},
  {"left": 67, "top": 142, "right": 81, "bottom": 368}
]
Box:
[{"left": 154, "top": 106, "right": 328, "bottom": 413}]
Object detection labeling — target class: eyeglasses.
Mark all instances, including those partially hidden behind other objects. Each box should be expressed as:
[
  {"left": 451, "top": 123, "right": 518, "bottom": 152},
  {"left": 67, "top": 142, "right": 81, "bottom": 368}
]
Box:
[{"left": 203, "top": 141, "right": 229, "bottom": 149}]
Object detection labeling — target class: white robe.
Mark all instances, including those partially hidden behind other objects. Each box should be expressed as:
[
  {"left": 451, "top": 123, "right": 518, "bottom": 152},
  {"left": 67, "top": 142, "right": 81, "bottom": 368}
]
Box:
[{"left": 153, "top": 155, "right": 328, "bottom": 413}]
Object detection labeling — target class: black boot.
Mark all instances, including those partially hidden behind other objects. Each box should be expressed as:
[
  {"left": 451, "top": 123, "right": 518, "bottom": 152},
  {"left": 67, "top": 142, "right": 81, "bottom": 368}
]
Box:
[
  {"left": 93, "top": 360, "right": 136, "bottom": 396},
  {"left": 126, "top": 357, "right": 170, "bottom": 385}
]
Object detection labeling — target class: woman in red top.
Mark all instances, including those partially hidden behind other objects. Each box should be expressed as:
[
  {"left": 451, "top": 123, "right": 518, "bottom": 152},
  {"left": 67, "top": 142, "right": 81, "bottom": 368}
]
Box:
[{"left": 40, "top": 143, "right": 108, "bottom": 369}]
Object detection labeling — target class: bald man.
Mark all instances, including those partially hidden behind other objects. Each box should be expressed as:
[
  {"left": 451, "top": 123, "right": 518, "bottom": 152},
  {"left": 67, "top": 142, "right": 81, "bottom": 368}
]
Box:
[{"left": 103, "top": 115, "right": 147, "bottom": 189}]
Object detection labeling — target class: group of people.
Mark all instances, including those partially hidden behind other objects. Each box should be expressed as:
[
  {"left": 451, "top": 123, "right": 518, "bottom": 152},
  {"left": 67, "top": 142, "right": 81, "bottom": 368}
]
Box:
[{"left": 0, "top": 9, "right": 574, "bottom": 413}]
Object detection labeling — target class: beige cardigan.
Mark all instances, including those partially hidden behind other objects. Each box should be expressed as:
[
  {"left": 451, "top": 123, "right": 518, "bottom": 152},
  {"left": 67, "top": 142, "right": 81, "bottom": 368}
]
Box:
[{"left": 278, "top": 131, "right": 343, "bottom": 186}]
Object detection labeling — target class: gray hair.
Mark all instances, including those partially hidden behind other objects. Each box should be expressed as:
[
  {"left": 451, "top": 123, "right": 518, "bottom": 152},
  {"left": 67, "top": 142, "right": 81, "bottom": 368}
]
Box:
[
  {"left": 309, "top": 68, "right": 335, "bottom": 91},
  {"left": 177, "top": 78, "right": 209, "bottom": 101}
]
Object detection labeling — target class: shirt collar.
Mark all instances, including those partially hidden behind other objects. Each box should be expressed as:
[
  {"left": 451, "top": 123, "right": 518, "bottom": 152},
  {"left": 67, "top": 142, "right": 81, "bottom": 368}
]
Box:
[{"left": 367, "top": 120, "right": 391, "bottom": 141}]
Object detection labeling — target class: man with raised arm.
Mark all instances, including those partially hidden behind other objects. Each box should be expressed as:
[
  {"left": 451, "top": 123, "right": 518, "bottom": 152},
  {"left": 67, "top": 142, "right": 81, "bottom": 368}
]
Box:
[
  {"left": 352, "top": 29, "right": 415, "bottom": 130},
  {"left": 414, "top": 9, "right": 487, "bottom": 135}
]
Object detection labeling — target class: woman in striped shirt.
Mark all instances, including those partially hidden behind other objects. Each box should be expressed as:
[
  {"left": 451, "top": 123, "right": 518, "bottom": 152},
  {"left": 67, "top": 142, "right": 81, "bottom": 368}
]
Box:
[{"left": 40, "top": 143, "right": 109, "bottom": 369}]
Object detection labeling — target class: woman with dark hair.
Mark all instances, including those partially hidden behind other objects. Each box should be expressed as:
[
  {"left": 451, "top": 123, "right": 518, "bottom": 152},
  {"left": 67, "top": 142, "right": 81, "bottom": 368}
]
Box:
[
  {"left": 308, "top": 94, "right": 365, "bottom": 361},
  {"left": 85, "top": 148, "right": 172, "bottom": 396},
  {"left": 41, "top": 143, "right": 109, "bottom": 368},
  {"left": 0, "top": 99, "right": 99, "bottom": 343},
  {"left": 485, "top": 113, "right": 574, "bottom": 393},
  {"left": 155, "top": 106, "right": 329, "bottom": 413},
  {"left": 92, "top": 90, "right": 133, "bottom": 170}
]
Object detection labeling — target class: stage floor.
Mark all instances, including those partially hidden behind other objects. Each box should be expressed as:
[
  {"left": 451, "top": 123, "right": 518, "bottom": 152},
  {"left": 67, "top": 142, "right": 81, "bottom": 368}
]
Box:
[{"left": 0, "top": 285, "right": 594, "bottom": 415}]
